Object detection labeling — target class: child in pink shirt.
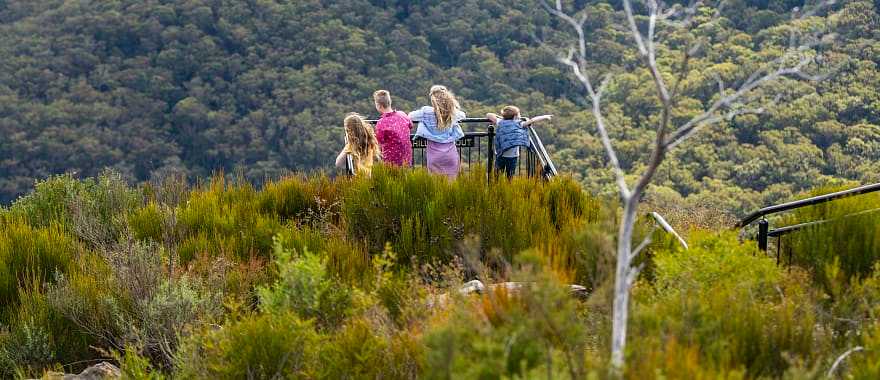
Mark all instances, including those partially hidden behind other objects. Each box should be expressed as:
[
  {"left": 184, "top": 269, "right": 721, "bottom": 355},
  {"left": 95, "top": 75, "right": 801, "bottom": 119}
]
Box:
[{"left": 373, "top": 90, "right": 413, "bottom": 166}]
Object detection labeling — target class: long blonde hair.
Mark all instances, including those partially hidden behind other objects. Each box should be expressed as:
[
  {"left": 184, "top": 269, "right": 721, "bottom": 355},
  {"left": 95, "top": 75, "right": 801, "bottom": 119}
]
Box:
[
  {"left": 429, "top": 85, "right": 460, "bottom": 131},
  {"left": 343, "top": 113, "right": 380, "bottom": 174}
]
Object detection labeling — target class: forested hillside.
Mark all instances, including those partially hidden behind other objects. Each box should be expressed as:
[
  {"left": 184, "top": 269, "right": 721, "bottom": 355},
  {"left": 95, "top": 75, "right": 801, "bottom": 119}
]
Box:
[{"left": 1, "top": 0, "right": 879, "bottom": 214}]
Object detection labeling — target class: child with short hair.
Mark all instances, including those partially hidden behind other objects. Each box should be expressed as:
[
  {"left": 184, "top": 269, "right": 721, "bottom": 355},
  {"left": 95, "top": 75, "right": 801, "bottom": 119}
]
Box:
[
  {"left": 487, "top": 106, "right": 552, "bottom": 178},
  {"left": 373, "top": 90, "right": 413, "bottom": 167},
  {"left": 335, "top": 113, "right": 381, "bottom": 176}
]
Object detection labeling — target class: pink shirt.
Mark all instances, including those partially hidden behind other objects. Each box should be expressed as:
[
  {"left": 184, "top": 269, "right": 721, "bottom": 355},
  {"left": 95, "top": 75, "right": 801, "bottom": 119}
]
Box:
[{"left": 375, "top": 110, "right": 413, "bottom": 166}]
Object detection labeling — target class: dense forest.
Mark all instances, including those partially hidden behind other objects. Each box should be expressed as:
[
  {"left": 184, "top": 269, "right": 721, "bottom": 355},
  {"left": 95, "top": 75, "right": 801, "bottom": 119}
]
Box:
[
  {"left": 5, "top": 1, "right": 880, "bottom": 378},
  {"left": 1, "top": 0, "right": 878, "bottom": 216}
]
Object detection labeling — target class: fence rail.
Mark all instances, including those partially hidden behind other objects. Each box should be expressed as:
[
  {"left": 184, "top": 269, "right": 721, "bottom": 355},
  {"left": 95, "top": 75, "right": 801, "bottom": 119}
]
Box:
[{"left": 736, "top": 182, "right": 880, "bottom": 262}]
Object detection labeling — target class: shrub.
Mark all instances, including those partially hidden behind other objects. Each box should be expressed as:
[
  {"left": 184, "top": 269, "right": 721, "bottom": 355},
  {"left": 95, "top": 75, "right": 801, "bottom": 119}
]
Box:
[
  {"left": 421, "top": 252, "right": 589, "bottom": 379},
  {"left": 174, "top": 312, "right": 320, "bottom": 379},
  {"left": 0, "top": 222, "right": 79, "bottom": 315},
  {"left": 176, "top": 178, "right": 281, "bottom": 263},
  {"left": 629, "top": 231, "right": 821, "bottom": 378},
  {"left": 257, "top": 237, "right": 353, "bottom": 330},
  {"left": 7, "top": 171, "right": 140, "bottom": 246},
  {"left": 341, "top": 166, "right": 603, "bottom": 274}
]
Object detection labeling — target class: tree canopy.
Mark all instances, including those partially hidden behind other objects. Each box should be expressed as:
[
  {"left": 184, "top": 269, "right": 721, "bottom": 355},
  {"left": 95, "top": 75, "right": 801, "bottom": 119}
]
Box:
[{"left": 0, "top": 0, "right": 878, "bottom": 215}]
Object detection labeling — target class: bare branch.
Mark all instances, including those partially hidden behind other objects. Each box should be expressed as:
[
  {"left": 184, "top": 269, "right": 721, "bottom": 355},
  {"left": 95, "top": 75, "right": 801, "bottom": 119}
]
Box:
[
  {"left": 827, "top": 346, "right": 863, "bottom": 378},
  {"left": 630, "top": 226, "right": 656, "bottom": 262},
  {"left": 557, "top": 29, "right": 632, "bottom": 199},
  {"left": 625, "top": 261, "right": 646, "bottom": 288},
  {"left": 539, "top": 0, "right": 588, "bottom": 58}
]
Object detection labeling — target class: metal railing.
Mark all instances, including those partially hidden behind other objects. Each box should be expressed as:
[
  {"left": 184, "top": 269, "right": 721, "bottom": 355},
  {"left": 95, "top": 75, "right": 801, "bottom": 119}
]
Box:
[
  {"left": 343, "top": 118, "right": 558, "bottom": 181},
  {"left": 736, "top": 182, "right": 880, "bottom": 263}
]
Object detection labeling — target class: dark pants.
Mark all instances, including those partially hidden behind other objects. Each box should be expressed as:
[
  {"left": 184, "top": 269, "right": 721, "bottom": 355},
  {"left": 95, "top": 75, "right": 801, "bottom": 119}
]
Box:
[{"left": 495, "top": 156, "right": 518, "bottom": 179}]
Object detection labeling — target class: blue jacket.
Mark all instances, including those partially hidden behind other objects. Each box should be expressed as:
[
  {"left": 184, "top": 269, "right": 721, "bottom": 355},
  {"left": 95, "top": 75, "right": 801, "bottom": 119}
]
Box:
[
  {"left": 410, "top": 106, "right": 465, "bottom": 144},
  {"left": 494, "top": 119, "right": 530, "bottom": 157}
]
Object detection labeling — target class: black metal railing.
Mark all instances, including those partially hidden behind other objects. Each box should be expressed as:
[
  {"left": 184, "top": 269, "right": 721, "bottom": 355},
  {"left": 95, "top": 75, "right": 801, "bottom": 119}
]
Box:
[
  {"left": 344, "top": 118, "right": 558, "bottom": 181},
  {"left": 736, "top": 182, "right": 880, "bottom": 263}
]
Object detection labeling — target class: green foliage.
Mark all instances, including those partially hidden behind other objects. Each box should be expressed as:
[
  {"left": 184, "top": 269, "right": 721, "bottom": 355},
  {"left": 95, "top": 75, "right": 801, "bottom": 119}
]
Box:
[
  {"left": 0, "top": 222, "right": 78, "bottom": 315},
  {"left": 630, "top": 231, "right": 820, "bottom": 378},
  {"left": 0, "top": 0, "right": 875, "bottom": 223},
  {"left": 342, "top": 166, "right": 602, "bottom": 272},
  {"left": 174, "top": 312, "right": 320, "bottom": 380},
  {"left": 257, "top": 237, "right": 353, "bottom": 330},
  {"left": 175, "top": 178, "right": 281, "bottom": 263},
  {"left": 422, "top": 253, "right": 589, "bottom": 379},
  {"left": 781, "top": 186, "right": 880, "bottom": 286}
]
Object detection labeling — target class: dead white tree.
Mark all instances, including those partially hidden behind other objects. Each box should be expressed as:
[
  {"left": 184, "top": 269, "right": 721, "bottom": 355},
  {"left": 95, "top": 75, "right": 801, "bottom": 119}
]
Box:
[{"left": 539, "top": 0, "right": 838, "bottom": 373}]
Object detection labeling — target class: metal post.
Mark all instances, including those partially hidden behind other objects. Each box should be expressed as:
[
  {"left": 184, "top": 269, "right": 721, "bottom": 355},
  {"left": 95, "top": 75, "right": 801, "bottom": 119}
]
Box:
[
  {"left": 487, "top": 124, "right": 495, "bottom": 183},
  {"left": 757, "top": 219, "right": 769, "bottom": 252}
]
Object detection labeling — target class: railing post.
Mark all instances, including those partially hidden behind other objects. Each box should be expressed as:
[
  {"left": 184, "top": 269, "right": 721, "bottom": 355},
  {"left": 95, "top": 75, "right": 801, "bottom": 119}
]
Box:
[
  {"left": 487, "top": 124, "right": 495, "bottom": 183},
  {"left": 757, "top": 219, "right": 769, "bottom": 252}
]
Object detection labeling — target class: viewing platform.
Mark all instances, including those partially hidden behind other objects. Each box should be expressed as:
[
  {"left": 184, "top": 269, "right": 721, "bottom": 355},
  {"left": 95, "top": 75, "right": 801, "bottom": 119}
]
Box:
[{"left": 343, "top": 118, "right": 558, "bottom": 181}]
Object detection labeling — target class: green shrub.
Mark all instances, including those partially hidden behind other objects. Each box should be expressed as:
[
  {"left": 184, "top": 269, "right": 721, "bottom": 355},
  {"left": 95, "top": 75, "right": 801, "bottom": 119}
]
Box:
[
  {"left": 7, "top": 171, "right": 140, "bottom": 245},
  {"left": 257, "top": 237, "right": 353, "bottom": 330},
  {"left": 0, "top": 284, "right": 99, "bottom": 378},
  {"left": 176, "top": 179, "right": 281, "bottom": 263},
  {"left": 258, "top": 174, "right": 340, "bottom": 222},
  {"left": 128, "top": 202, "right": 165, "bottom": 243},
  {"left": 630, "top": 231, "right": 821, "bottom": 378},
  {"left": 0, "top": 222, "right": 79, "bottom": 315},
  {"left": 422, "top": 253, "right": 588, "bottom": 379},
  {"left": 341, "top": 166, "right": 603, "bottom": 274},
  {"left": 174, "top": 312, "right": 320, "bottom": 379}
]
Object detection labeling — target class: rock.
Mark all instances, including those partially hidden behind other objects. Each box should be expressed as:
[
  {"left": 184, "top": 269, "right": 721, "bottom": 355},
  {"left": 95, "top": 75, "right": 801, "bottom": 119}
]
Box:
[
  {"left": 426, "top": 280, "right": 590, "bottom": 308},
  {"left": 39, "top": 362, "right": 121, "bottom": 380}
]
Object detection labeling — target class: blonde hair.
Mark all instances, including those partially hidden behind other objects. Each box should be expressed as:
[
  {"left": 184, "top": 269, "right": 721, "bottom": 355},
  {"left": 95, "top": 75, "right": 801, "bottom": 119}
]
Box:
[
  {"left": 429, "top": 85, "right": 460, "bottom": 130},
  {"left": 373, "top": 90, "right": 392, "bottom": 109},
  {"left": 343, "top": 113, "right": 381, "bottom": 174},
  {"left": 501, "top": 105, "right": 520, "bottom": 120}
]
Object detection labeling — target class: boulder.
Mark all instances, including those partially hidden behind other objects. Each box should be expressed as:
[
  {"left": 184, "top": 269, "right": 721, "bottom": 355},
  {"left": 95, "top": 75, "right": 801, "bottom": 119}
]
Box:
[{"left": 40, "top": 362, "right": 121, "bottom": 380}]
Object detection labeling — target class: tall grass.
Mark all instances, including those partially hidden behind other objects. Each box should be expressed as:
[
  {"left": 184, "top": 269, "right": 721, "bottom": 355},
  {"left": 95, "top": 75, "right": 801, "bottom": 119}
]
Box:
[{"left": 0, "top": 222, "right": 79, "bottom": 316}]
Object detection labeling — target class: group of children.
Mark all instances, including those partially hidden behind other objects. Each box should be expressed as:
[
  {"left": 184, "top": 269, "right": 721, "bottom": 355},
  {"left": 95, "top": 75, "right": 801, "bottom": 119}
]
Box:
[{"left": 335, "top": 85, "right": 552, "bottom": 179}]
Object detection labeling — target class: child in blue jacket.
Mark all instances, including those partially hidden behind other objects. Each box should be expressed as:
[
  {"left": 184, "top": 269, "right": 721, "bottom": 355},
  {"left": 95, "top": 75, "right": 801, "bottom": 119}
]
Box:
[{"left": 487, "top": 106, "right": 552, "bottom": 178}]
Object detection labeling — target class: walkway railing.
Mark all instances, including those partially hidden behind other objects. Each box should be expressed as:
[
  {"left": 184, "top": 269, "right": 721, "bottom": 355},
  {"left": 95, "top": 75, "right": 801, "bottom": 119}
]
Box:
[
  {"left": 736, "top": 182, "right": 880, "bottom": 263},
  {"left": 343, "top": 118, "right": 558, "bottom": 181}
]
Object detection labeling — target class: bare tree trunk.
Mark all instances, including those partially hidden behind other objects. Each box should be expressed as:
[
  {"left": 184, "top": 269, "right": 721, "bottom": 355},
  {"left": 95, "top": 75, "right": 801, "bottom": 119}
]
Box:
[{"left": 610, "top": 198, "right": 638, "bottom": 369}]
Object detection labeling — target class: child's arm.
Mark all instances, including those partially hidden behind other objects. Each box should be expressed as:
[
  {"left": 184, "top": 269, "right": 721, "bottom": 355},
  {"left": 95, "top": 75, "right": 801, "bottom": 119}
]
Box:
[
  {"left": 335, "top": 148, "right": 349, "bottom": 169},
  {"left": 486, "top": 113, "right": 500, "bottom": 125},
  {"left": 522, "top": 115, "right": 553, "bottom": 127}
]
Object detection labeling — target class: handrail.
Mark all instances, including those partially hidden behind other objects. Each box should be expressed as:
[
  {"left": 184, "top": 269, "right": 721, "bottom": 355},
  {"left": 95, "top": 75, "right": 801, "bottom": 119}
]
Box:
[
  {"left": 527, "top": 126, "right": 558, "bottom": 179},
  {"left": 736, "top": 182, "right": 880, "bottom": 253},
  {"left": 767, "top": 206, "right": 880, "bottom": 238},
  {"left": 736, "top": 182, "right": 880, "bottom": 228}
]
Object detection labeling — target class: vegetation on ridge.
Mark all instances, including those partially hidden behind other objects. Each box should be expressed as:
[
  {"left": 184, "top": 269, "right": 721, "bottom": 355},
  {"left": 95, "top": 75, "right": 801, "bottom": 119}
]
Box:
[{"left": 0, "top": 169, "right": 878, "bottom": 378}]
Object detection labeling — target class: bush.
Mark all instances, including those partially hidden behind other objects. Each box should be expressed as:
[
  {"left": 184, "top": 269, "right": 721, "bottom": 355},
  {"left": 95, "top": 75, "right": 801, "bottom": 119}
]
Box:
[
  {"left": 257, "top": 237, "right": 353, "bottom": 330},
  {"left": 6, "top": 171, "right": 140, "bottom": 246},
  {"left": 174, "top": 312, "right": 320, "bottom": 379},
  {"left": 422, "top": 252, "right": 589, "bottom": 379},
  {"left": 0, "top": 222, "right": 79, "bottom": 315},
  {"left": 319, "top": 318, "right": 421, "bottom": 379},
  {"left": 629, "top": 231, "right": 821, "bottom": 378},
  {"left": 341, "top": 166, "right": 603, "bottom": 275},
  {"left": 175, "top": 178, "right": 281, "bottom": 263}
]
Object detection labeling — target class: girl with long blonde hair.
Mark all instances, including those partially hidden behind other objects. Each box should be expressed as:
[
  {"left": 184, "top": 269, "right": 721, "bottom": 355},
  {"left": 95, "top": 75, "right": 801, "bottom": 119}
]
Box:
[
  {"left": 335, "top": 113, "right": 381, "bottom": 176},
  {"left": 409, "top": 85, "right": 466, "bottom": 179}
]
